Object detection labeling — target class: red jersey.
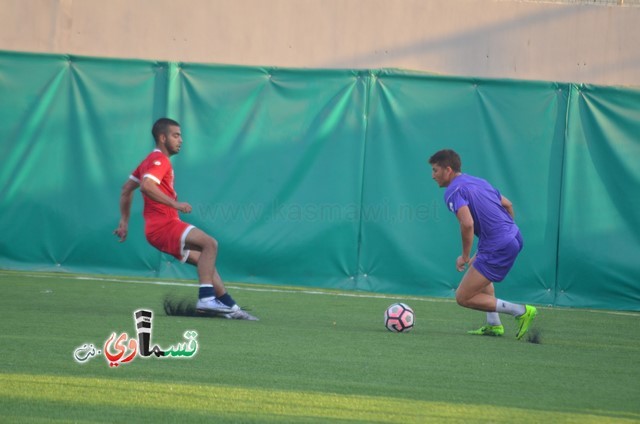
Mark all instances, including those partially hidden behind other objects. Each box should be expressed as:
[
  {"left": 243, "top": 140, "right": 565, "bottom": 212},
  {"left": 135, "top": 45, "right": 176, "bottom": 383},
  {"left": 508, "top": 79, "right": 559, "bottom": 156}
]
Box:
[{"left": 130, "top": 150, "right": 180, "bottom": 234}]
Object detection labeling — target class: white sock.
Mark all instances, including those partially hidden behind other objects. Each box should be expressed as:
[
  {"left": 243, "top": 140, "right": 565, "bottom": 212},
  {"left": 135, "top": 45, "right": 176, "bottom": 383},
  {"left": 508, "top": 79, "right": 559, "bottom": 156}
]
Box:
[
  {"left": 486, "top": 312, "right": 502, "bottom": 326},
  {"left": 495, "top": 299, "right": 526, "bottom": 317}
]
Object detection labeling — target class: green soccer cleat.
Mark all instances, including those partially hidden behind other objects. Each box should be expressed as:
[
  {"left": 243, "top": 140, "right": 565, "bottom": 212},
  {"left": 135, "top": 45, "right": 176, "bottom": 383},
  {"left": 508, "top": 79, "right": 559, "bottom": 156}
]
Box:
[
  {"left": 467, "top": 325, "right": 504, "bottom": 336},
  {"left": 515, "top": 305, "right": 537, "bottom": 340}
]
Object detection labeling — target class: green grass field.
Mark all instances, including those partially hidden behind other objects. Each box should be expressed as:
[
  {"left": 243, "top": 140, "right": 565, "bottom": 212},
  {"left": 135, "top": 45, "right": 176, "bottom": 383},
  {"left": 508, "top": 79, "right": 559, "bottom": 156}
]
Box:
[{"left": 1, "top": 270, "right": 639, "bottom": 423}]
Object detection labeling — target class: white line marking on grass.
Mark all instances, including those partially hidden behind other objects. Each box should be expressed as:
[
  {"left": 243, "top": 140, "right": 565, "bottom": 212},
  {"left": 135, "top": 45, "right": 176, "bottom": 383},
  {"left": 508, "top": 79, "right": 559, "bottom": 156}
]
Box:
[
  {"left": 2, "top": 271, "right": 639, "bottom": 316},
  {"left": 3, "top": 271, "right": 451, "bottom": 303}
]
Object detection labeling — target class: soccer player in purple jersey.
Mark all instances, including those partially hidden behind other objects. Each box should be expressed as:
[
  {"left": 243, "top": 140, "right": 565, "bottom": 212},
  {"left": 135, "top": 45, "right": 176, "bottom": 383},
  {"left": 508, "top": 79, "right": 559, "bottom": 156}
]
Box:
[{"left": 428, "top": 149, "right": 536, "bottom": 339}]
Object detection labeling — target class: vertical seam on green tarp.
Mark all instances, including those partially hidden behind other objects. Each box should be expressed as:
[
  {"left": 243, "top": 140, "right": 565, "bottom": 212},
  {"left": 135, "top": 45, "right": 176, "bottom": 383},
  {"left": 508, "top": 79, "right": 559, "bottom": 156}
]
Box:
[
  {"left": 152, "top": 61, "right": 169, "bottom": 126},
  {"left": 166, "top": 62, "right": 181, "bottom": 118},
  {"left": 554, "top": 83, "right": 574, "bottom": 307},
  {"left": 354, "top": 71, "right": 375, "bottom": 283},
  {"left": 154, "top": 61, "right": 183, "bottom": 278}
]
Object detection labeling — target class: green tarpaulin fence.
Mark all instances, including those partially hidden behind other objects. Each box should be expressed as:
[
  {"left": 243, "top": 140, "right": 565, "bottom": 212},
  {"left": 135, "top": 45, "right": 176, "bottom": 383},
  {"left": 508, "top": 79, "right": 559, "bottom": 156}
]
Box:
[{"left": 1, "top": 51, "right": 638, "bottom": 310}]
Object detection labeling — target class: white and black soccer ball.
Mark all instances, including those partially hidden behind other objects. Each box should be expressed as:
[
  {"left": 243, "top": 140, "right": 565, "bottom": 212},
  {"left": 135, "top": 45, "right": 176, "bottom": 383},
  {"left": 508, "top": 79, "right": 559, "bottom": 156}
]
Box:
[{"left": 384, "top": 303, "right": 414, "bottom": 333}]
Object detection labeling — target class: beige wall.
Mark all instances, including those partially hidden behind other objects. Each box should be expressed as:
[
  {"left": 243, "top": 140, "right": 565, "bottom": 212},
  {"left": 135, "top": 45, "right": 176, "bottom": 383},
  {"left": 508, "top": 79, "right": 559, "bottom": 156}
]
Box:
[{"left": 2, "top": 0, "right": 639, "bottom": 86}]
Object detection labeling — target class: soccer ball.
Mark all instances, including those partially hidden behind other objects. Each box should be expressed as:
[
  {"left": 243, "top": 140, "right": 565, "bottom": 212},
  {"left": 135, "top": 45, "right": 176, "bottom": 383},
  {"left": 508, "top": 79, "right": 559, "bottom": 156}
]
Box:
[{"left": 384, "top": 303, "right": 414, "bottom": 333}]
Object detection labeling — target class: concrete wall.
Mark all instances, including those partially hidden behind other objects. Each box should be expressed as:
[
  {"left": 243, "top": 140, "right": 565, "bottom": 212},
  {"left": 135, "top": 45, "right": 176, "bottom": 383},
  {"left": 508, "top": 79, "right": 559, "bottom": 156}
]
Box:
[{"left": 1, "top": 0, "right": 639, "bottom": 86}]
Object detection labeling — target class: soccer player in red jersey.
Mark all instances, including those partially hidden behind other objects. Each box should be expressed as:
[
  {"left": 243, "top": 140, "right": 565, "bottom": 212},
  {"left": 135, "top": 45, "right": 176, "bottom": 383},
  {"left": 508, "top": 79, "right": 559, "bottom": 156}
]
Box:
[{"left": 114, "top": 118, "right": 257, "bottom": 320}]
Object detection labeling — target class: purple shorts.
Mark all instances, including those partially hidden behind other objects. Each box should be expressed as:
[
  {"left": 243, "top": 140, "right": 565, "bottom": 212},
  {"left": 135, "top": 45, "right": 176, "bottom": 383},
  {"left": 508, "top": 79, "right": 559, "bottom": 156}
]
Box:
[{"left": 472, "top": 232, "right": 523, "bottom": 282}]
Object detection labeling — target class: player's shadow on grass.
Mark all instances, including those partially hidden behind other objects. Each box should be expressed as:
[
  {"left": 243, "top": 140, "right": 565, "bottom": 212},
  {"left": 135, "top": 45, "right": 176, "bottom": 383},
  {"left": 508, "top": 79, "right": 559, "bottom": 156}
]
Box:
[
  {"left": 163, "top": 294, "right": 198, "bottom": 317},
  {"left": 163, "top": 294, "right": 223, "bottom": 318},
  {"left": 527, "top": 328, "right": 542, "bottom": 344}
]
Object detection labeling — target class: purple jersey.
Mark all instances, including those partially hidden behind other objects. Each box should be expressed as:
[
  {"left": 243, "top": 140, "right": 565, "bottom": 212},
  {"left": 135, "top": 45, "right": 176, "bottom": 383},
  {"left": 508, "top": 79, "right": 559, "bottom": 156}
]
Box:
[{"left": 444, "top": 174, "right": 519, "bottom": 252}]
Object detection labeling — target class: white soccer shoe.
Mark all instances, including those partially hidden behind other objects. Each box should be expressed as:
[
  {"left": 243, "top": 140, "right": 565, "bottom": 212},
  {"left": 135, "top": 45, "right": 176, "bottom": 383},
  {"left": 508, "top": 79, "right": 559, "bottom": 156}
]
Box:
[
  {"left": 195, "top": 297, "right": 234, "bottom": 314},
  {"left": 222, "top": 305, "right": 259, "bottom": 321}
]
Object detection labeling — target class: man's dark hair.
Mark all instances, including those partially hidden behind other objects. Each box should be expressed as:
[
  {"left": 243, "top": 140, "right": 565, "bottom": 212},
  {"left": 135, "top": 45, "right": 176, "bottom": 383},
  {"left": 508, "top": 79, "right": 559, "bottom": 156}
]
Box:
[
  {"left": 428, "top": 149, "right": 462, "bottom": 173},
  {"left": 152, "top": 118, "right": 180, "bottom": 142}
]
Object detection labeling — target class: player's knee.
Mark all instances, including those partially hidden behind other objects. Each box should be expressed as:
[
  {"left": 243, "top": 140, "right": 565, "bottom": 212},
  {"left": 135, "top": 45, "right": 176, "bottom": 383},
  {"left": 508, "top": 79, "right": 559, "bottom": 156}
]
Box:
[
  {"left": 455, "top": 290, "right": 470, "bottom": 308},
  {"left": 208, "top": 236, "right": 218, "bottom": 252},
  {"left": 200, "top": 235, "right": 218, "bottom": 253}
]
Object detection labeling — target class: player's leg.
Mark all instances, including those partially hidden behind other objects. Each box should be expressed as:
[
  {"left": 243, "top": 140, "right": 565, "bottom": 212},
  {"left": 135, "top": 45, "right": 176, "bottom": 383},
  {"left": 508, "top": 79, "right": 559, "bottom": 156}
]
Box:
[
  {"left": 183, "top": 228, "right": 234, "bottom": 314},
  {"left": 185, "top": 250, "right": 228, "bottom": 297},
  {"left": 212, "top": 269, "right": 227, "bottom": 299},
  {"left": 469, "top": 234, "right": 536, "bottom": 339},
  {"left": 494, "top": 296, "right": 536, "bottom": 340},
  {"left": 184, "top": 228, "right": 234, "bottom": 302},
  {"left": 482, "top": 283, "right": 498, "bottom": 318},
  {"left": 467, "top": 282, "right": 505, "bottom": 336},
  {"left": 483, "top": 283, "right": 501, "bottom": 326},
  {"left": 455, "top": 266, "right": 496, "bottom": 312},
  {"left": 184, "top": 229, "right": 258, "bottom": 321},
  {"left": 183, "top": 227, "right": 217, "bottom": 284}
]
